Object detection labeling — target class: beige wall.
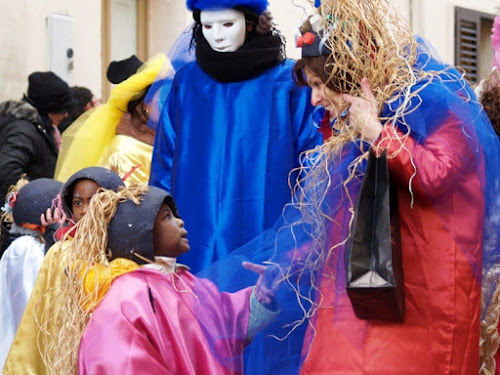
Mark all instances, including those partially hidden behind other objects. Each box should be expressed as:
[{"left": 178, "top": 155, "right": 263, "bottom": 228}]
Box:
[
  {"left": 268, "top": 0, "right": 316, "bottom": 60},
  {"left": 149, "top": 0, "right": 192, "bottom": 58},
  {"left": 403, "top": 0, "right": 497, "bottom": 64},
  {"left": 272, "top": 0, "right": 498, "bottom": 66},
  {"left": 0, "top": 0, "right": 498, "bottom": 102},
  {"left": 0, "top": 1, "right": 101, "bottom": 101},
  {"left": 267, "top": 0, "right": 497, "bottom": 66}
]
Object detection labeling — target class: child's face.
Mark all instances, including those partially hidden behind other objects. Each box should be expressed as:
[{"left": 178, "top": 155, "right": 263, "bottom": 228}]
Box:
[
  {"left": 153, "top": 203, "right": 189, "bottom": 258},
  {"left": 72, "top": 179, "right": 100, "bottom": 222}
]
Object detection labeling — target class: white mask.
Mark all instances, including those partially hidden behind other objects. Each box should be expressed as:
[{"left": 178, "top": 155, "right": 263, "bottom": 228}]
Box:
[{"left": 200, "top": 9, "right": 247, "bottom": 52}]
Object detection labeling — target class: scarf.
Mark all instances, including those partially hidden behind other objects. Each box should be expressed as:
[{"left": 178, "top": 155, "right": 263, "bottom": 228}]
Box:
[{"left": 195, "top": 30, "right": 285, "bottom": 83}]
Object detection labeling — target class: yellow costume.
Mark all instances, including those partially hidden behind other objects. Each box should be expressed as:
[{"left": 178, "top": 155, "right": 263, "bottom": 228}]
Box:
[
  {"left": 3, "top": 239, "right": 72, "bottom": 375},
  {"left": 97, "top": 135, "right": 153, "bottom": 185},
  {"left": 54, "top": 53, "right": 168, "bottom": 183},
  {"left": 2, "top": 239, "right": 142, "bottom": 375}
]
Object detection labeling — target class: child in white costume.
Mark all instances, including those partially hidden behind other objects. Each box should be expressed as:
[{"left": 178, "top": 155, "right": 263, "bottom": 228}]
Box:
[{"left": 0, "top": 177, "right": 62, "bottom": 369}]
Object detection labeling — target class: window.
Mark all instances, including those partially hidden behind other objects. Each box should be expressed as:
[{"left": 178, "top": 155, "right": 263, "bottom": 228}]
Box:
[
  {"left": 455, "top": 7, "right": 494, "bottom": 85},
  {"left": 101, "top": 0, "right": 149, "bottom": 100}
]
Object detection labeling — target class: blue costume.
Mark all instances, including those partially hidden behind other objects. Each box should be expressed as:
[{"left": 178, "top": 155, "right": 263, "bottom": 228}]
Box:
[{"left": 150, "top": 59, "right": 320, "bottom": 272}]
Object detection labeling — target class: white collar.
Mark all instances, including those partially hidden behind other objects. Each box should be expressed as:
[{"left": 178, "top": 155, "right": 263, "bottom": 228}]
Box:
[{"left": 143, "top": 256, "right": 177, "bottom": 275}]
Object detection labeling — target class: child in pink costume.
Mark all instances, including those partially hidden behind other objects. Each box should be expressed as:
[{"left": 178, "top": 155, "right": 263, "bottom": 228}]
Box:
[{"left": 47, "top": 185, "right": 278, "bottom": 374}]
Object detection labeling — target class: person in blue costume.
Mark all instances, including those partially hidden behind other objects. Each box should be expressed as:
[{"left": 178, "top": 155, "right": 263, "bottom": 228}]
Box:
[
  {"left": 195, "top": 1, "right": 500, "bottom": 373},
  {"left": 150, "top": 0, "right": 322, "bottom": 273}
]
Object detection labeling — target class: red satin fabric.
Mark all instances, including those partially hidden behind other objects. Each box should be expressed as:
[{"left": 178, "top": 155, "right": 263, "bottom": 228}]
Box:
[{"left": 301, "top": 119, "right": 483, "bottom": 374}]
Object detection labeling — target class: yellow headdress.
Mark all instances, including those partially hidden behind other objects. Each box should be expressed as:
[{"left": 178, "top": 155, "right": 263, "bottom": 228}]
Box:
[{"left": 54, "top": 53, "right": 168, "bottom": 182}]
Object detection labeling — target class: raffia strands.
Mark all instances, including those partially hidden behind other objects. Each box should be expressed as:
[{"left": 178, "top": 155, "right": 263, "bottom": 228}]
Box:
[
  {"left": 317, "top": 0, "right": 427, "bottom": 148},
  {"left": 40, "top": 184, "right": 148, "bottom": 374},
  {"left": 0, "top": 175, "right": 29, "bottom": 223},
  {"left": 480, "top": 270, "right": 500, "bottom": 375},
  {"left": 279, "top": 0, "right": 439, "bottom": 338},
  {"left": 319, "top": 0, "right": 417, "bottom": 98},
  {"left": 288, "top": 1, "right": 493, "bottom": 370}
]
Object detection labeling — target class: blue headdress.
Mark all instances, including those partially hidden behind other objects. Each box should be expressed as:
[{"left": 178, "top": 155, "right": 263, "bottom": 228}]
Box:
[{"left": 186, "top": 0, "right": 268, "bottom": 15}]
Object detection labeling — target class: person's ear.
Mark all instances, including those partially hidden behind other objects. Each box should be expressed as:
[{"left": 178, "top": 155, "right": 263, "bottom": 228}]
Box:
[
  {"left": 246, "top": 23, "right": 254, "bottom": 33},
  {"left": 138, "top": 122, "right": 149, "bottom": 133}
]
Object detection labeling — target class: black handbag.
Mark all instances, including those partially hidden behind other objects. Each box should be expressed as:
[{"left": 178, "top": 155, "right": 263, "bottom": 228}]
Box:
[{"left": 345, "top": 148, "right": 405, "bottom": 322}]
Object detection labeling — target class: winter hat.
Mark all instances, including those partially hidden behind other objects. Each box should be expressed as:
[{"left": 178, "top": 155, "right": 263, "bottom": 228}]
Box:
[
  {"left": 62, "top": 167, "right": 125, "bottom": 216},
  {"left": 26, "top": 71, "right": 73, "bottom": 113},
  {"left": 106, "top": 55, "right": 144, "bottom": 85},
  {"left": 107, "top": 186, "right": 179, "bottom": 264},
  {"left": 297, "top": 31, "right": 331, "bottom": 57},
  {"left": 186, "top": 0, "right": 268, "bottom": 15},
  {"left": 12, "top": 178, "right": 63, "bottom": 226},
  {"left": 296, "top": 15, "right": 331, "bottom": 57}
]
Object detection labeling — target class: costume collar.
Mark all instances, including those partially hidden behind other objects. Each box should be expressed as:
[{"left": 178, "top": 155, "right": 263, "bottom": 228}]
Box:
[
  {"left": 195, "top": 31, "right": 285, "bottom": 82},
  {"left": 144, "top": 256, "right": 190, "bottom": 275},
  {"left": 9, "top": 223, "right": 43, "bottom": 237}
]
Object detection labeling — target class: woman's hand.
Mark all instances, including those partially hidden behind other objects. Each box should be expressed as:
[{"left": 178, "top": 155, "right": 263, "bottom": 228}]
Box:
[{"left": 342, "top": 78, "right": 383, "bottom": 144}]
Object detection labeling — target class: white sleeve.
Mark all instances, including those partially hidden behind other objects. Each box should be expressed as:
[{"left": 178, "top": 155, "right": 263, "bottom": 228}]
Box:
[{"left": 0, "top": 235, "right": 44, "bottom": 369}]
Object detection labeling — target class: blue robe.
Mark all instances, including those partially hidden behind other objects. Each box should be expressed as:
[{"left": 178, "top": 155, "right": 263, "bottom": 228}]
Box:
[{"left": 150, "top": 59, "right": 321, "bottom": 272}]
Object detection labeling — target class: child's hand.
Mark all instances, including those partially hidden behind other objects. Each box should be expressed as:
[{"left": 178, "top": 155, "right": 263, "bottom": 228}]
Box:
[
  {"left": 242, "top": 261, "right": 280, "bottom": 309},
  {"left": 40, "top": 207, "right": 67, "bottom": 227},
  {"left": 342, "top": 78, "right": 383, "bottom": 144}
]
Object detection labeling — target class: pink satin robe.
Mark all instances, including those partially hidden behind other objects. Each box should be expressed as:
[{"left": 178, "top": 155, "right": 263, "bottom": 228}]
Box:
[{"left": 78, "top": 268, "right": 252, "bottom": 375}]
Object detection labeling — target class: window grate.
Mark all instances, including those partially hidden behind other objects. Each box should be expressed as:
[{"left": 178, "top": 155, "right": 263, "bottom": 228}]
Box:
[{"left": 457, "top": 17, "right": 478, "bottom": 83}]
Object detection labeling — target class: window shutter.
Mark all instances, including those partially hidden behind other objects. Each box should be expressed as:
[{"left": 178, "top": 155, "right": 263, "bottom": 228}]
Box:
[{"left": 455, "top": 7, "right": 480, "bottom": 84}]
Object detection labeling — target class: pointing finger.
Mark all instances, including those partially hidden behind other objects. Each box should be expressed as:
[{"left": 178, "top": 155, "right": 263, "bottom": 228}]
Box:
[{"left": 242, "top": 261, "right": 267, "bottom": 275}]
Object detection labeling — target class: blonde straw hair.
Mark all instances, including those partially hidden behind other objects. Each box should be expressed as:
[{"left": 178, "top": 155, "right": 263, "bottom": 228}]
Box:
[
  {"left": 41, "top": 184, "right": 148, "bottom": 374},
  {"left": 0, "top": 175, "right": 29, "bottom": 223},
  {"left": 283, "top": 0, "right": 420, "bottom": 320},
  {"left": 481, "top": 269, "right": 500, "bottom": 374},
  {"left": 278, "top": 0, "right": 479, "bottom": 345}
]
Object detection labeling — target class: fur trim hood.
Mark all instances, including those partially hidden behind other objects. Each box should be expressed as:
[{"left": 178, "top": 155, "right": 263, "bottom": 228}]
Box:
[{"left": 0, "top": 100, "right": 41, "bottom": 124}]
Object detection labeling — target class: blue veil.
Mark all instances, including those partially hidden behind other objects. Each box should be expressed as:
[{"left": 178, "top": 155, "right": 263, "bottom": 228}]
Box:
[
  {"left": 196, "top": 39, "right": 500, "bottom": 373},
  {"left": 146, "top": 0, "right": 500, "bottom": 372}
]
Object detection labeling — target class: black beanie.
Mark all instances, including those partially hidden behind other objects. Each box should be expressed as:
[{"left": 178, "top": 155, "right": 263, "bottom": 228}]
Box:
[
  {"left": 13, "top": 178, "right": 63, "bottom": 226},
  {"left": 107, "top": 186, "right": 179, "bottom": 264},
  {"left": 25, "top": 71, "right": 73, "bottom": 114},
  {"left": 106, "top": 55, "right": 144, "bottom": 84},
  {"left": 62, "top": 167, "right": 125, "bottom": 216}
]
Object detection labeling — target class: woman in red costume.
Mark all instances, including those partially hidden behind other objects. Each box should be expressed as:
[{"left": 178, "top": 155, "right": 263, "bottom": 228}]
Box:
[{"left": 267, "top": 0, "right": 500, "bottom": 373}]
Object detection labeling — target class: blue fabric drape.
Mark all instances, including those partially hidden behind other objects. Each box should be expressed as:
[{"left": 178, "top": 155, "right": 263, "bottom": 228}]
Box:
[{"left": 150, "top": 59, "right": 322, "bottom": 273}]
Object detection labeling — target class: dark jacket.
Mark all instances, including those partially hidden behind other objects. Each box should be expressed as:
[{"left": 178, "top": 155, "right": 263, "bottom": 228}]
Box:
[{"left": 0, "top": 100, "right": 58, "bottom": 200}]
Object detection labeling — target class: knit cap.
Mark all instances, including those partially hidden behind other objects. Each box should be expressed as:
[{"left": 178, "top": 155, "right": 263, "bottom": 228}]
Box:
[{"left": 26, "top": 71, "right": 73, "bottom": 113}]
